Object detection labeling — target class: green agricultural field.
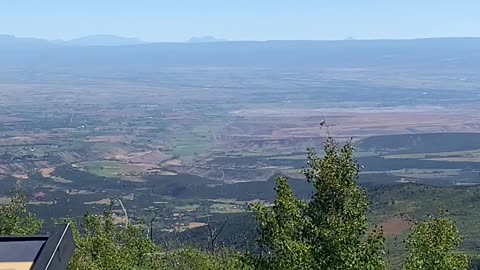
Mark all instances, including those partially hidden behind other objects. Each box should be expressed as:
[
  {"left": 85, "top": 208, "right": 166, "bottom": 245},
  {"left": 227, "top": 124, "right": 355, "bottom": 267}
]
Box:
[
  {"left": 174, "top": 204, "right": 201, "bottom": 212},
  {"left": 167, "top": 113, "right": 229, "bottom": 159},
  {"left": 58, "top": 141, "right": 85, "bottom": 152},
  {"left": 78, "top": 160, "right": 124, "bottom": 177},
  {"left": 0, "top": 145, "right": 58, "bottom": 159},
  {"left": 76, "top": 160, "right": 150, "bottom": 178},
  {"left": 29, "top": 145, "right": 58, "bottom": 156},
  {"left": 172, "top": 142, "right": 210, "bottom": 158}
]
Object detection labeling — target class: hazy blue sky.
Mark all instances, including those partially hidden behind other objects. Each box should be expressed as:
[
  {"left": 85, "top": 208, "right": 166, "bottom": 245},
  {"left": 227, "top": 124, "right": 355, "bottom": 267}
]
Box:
[{"left": 1, "top": 0, "right": 479, "bottom": 41}]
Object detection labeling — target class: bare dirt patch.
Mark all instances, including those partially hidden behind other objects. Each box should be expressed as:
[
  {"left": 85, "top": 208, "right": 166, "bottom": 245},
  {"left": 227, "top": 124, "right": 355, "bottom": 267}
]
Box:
[
  {"left": 157, "top": 170, "right": 178, "bottom": 176},
  {"left": 54, "top": 151, "right": 83, "bottom": 163},
  {"left": 163, "top": 159, "right": 185, "bottom": 166},
  {"left": 130, "top": 150, "right": 171, "bottom": 163},
  {"left": 120, "top": 176, "right": 147, "bottom": 183},
  {"left": 380, "top": 217, "right": 411, "bottom": 236},
  {"left": 0, "top": 135, "right": 51, "bottom": 146},
  {"left": 67, "top": 189, "right": 94, "bottom": 195},
  {"left": 39, "top": 167, "right": 55, "bottom": 177},
  {"left": 113, "top": 150, "right": 171, "bottom": 164},
  {"left": 39, "top": 167, "right": 72, "bottom": 183},
  {"left": 29, "top": 201, "right": 54, "bottom": 205},
  {"left": 12, "top": 173, "right": 28, "bottom": 180},
  {"left": 52, "top": 176, "right": 73, "bottom": 183},
  {"left": 84, "top": 198, "right": 112, "bottom": 205},
  {"left": 229, "top": 108, "right": 480, "bottom": 139},
  {"left": 188, "top": 222, "right": 207, "bottom": 229},
  {"left": 85, "top": 135, "right": 133, "bottom": 143}
]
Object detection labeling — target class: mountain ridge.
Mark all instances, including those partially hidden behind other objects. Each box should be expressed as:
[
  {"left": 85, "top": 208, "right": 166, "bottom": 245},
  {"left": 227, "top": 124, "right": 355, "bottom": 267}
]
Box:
[
  {"left": 0, "top": 34, "right": 146, "bottom": 48},
  {"left": 2, "top": 36, "right": 480, "bottom": 70},
  {"left": 2, "top": 34, "right": 480, "bottom": 49}
]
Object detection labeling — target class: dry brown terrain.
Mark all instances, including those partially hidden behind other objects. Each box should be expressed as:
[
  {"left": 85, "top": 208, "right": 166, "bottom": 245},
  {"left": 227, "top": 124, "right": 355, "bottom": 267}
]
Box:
[{"left": 380, "top": 217, "right": 411, "bottom": 236}]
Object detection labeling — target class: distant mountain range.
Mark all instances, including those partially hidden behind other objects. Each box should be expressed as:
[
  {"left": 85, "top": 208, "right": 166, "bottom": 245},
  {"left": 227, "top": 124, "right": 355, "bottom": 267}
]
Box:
[
  {"left": 0, "top": 34, "right": 228, "bottom": 48},
  {"left": 58, "top": 35, "right": 146, "bottom": 46},
  {"left": 0, "top": 34, "right": 146, "bottom": 49},
  {"left": 188, "top": 36, "right": 226, "bottom": 43},
  {"left": 1, "top": 35, "right": 480, "bottom": 71},
  {"left": 0, "top": 35, "right": 53, "bottom": 49}
]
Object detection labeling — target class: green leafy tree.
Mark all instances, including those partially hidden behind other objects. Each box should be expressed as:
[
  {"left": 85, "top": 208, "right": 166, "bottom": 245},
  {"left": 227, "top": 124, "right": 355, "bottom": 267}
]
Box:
[
  {"left": 403, "top": 210, "right": 470, "bottom": 270},
  {"left": 163, "top": 248, "right": 253, "bottom": 270},
  {"left": 67, "top": 212, "right": 163, "bottom": 270},
  {"left": 0, "top": 189, "right": 42, "bottom": 235},
  {"left": 67, "top": 212, "right": 251, "bottom": 270},
  {"left": 252, "top": 176, "right": 313, "bottom": 269},
  {"left": 253, "top": 137, "right": 385, "bottom": 270}
]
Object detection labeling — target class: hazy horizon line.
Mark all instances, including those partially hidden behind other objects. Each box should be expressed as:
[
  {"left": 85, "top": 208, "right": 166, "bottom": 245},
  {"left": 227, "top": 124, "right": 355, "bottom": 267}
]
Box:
[{"left": 3, "top": 33, "right": 480, "bottom": 44}]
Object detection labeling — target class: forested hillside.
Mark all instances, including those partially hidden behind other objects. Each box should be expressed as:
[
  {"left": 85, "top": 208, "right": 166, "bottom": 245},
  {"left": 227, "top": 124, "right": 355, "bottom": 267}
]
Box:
[{"left": 0, "top": 138, "right": 473, "bottom": 269}]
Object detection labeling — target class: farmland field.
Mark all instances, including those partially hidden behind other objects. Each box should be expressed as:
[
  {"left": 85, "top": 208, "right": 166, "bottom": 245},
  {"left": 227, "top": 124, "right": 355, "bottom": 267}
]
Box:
[{"left": 1, "top": 67, "right": 480, "bottom": 193}]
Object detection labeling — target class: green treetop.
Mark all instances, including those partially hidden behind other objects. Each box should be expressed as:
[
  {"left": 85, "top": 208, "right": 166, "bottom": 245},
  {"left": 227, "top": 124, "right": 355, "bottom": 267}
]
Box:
[
  {"left": 0, "top": 189, "right": 42, "bottom": 236},
  {"left": 252, "top": 137, "right": 386, "bottom": 270},
  {"left": 403, "top": 210, "right": 470, "bottom": 270}
]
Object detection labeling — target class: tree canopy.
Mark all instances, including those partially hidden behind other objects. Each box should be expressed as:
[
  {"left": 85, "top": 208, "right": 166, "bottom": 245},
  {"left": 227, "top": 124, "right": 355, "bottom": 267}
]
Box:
[
  {"left": 0, "top": 189, "right": 42, "bottom": 235},
  {"left": 252, "top": 138, "right": 386, "bottom": 270},
  {"left": 403, "top": 210, "right": 470, "bottom": 270}
]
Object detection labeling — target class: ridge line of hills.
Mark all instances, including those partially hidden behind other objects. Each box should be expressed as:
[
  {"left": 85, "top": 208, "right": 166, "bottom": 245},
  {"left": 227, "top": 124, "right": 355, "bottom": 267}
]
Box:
[
  {"left": 3, "top": 34, "right": 480, "bottom": 49},
  {"left": 2, "top": 36, "right": 480, "bottom": 69}
]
